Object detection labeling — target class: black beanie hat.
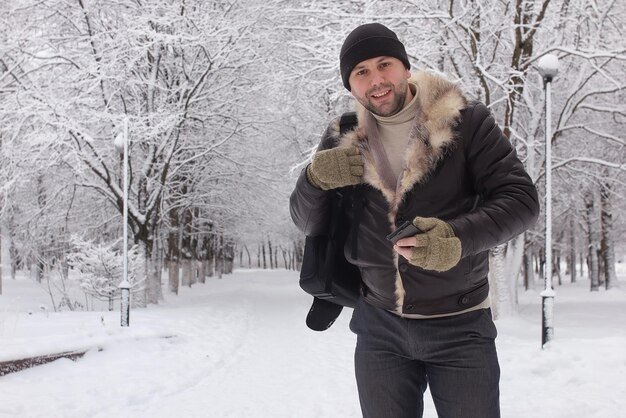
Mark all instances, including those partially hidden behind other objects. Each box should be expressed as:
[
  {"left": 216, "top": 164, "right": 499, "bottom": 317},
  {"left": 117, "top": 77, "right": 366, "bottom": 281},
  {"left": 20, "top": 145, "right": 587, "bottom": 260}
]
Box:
[{"left": 340, "top": 23, "right": 410, "bottom": 91}]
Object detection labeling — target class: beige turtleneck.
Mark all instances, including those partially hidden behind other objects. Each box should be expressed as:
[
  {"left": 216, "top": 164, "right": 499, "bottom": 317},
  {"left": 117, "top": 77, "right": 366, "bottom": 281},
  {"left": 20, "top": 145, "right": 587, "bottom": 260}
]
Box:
[{"left": 372, "top": 83, "right": 420, "bottom": 181}]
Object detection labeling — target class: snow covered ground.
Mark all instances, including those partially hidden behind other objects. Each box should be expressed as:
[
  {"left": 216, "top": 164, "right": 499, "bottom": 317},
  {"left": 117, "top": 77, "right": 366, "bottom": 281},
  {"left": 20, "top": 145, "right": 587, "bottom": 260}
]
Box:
[{"left": 1, "top": 268, "right": 625, "bottom": 418}]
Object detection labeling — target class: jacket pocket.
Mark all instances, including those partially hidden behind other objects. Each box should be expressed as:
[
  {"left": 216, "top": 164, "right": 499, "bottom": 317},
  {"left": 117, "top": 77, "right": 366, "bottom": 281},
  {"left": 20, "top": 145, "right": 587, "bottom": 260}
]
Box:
[{"left": 458, "top": 280, "right": 489, "bottom": 309}]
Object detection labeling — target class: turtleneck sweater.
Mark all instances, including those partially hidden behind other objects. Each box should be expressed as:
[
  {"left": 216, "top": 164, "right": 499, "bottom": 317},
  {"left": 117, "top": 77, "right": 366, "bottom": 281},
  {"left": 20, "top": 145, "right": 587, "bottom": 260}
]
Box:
[{"left": 372, "top": 83, "right": 420, "bottom": 182}]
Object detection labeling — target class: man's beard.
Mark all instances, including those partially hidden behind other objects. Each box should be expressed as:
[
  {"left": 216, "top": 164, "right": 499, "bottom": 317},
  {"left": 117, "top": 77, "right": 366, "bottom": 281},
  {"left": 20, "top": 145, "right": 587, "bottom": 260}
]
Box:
[{"left": 362, "top": 80, "right": 408, "bottom": 117}]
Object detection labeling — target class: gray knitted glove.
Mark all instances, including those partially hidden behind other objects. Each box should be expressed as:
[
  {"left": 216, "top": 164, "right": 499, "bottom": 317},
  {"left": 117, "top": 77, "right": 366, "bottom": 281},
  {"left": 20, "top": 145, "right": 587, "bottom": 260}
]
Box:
[
  {"left": 306, "top": 146, "right": 364, "bottom": 190},
  {"left": 405, "top": 217, "right": 462, "bottom": 272}
]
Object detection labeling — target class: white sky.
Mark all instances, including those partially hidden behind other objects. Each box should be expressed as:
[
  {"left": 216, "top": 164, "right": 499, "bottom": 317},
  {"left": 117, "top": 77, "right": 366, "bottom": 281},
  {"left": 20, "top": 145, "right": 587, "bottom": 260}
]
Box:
[{"left": 1, "top": 267, "right": 625, "bottom": 418}]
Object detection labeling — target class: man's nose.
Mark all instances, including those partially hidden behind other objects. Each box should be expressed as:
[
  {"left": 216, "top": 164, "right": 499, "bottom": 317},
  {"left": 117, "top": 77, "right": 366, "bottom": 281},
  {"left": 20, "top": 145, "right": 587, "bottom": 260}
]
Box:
[{"left": 370, "top": 70, "right": 385, "bottom": 87}]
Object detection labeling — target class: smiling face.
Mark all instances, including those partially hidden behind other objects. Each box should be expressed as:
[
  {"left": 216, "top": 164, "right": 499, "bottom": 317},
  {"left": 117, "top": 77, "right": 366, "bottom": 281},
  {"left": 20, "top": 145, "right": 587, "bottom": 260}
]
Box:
[{"left": 348, "top": 56, "right": 412, "bottom": 117}]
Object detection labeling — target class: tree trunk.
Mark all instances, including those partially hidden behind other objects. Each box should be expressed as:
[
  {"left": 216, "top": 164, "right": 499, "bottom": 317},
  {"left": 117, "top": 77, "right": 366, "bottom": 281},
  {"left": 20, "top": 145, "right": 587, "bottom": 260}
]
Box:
[
  {"left": 555, "top": 248, "right": 562, "bottom": 286},
  {"left": 523, "top": 246, "right": 534, "bottom": 291},
  {"left": 196, "top": 234, "right": 208, "bottom": 282},
  {"left": 9, "top": 233, "right": 18, "bottom": 280},
  {"left": 133, "top": 217, "right": 161, "bottom": 306},
  {"left": 600, "top": 182, "right": 618, "bottom": 289},
  {"left": 267, "top": 238, "right": 273, "bottom": 269},
  {"left": 282, "top": 247, "right": 288, "bottom": 269},
  {"left": 207, "top": 257, "right": 214, "bottom": 278},
  {"left": 203, "top": 260, "right": 211, "bottom": 279},
  {"left": 244, "top": 244, "right": 251, "bottom": 268},
  {"left": 134, "top": 240, "right": 149, "bottom": 308},
  {"left": 586, "top": 194, "right": 600, "bottom": 291},
  {"left": 488, "top": 244, "right": 511, "bottom": 320},
  {"left": 179, "top": 204, "right": 194, "bottom": 287},
  {"left": 181, "top": 259, "right": 192, "bottom": 287},
  {"left": 293, "top": 240, "right": 303, "bottom": 271},
  {"left": 569, "top": 217, "right": 576, "bottom": 283},
  {"left": 190, "top": 260, "right": 197, "bottom": 284},
  {"left": 168, "top": 213, "right": 180, "bottom": 294},
  {"left": 261, "top": 243, "right": 266, "bottom": 269},
  {"left": 34, "top": 258, "right": 44, "bottom": 283},
  {"left": 579, "top": 253, "right": 584, "bottom": 279},
  {"left": 205, "top": 236, "right": 214, "bottom": 277},
  {"left": 153, "top": 232, "right": 164, "bottom": 298},
  {"left": 223, "top": 241, "right": 234, "bottom": 274},
  {"left": 197, "top": 260, "right": 206, "bottom": 284},
  {"left": 216, "top": 235, "right": 223, "bottom": 279},
  {"left": 144, "top": 261, "right": 155, "bottom": 307},
  {"left": 216, "top": 253, "right": 223, "bottom": 279},
  {"left": 0, "top": 233, "right": 3, "bottom": 295},
  {"left": 224, "top": 258, "right": 233, "bottom": 274},
  {"left": 588, "top": 247, "right": 599, "bottom": 291},
  {"left": 597, "top": 247, "right": 605, "bottom": 287},
  {"left": 168, "top": 259, "right": 179, "bottom": 295},
  {"left": 150, "top": 234, "right": 163, "bottom": 302},
  {"left": 553, "top": 250, "right": 563, "bottom": 287},
  {"left": 505, "top": 236, "right": 524, "bottom": 310}
]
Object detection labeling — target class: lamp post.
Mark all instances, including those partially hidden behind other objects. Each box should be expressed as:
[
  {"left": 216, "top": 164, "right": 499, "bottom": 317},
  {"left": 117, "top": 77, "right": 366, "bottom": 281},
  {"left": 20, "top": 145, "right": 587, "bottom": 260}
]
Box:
[
  {"left": 537, "top": 54, "right": 559, "bottom": 348},
  {"left": 119, "top": 279, "right": 130, "bottom": 326},
  {"left": 114, "top": 118, "right": 130, "bottom": 327}
]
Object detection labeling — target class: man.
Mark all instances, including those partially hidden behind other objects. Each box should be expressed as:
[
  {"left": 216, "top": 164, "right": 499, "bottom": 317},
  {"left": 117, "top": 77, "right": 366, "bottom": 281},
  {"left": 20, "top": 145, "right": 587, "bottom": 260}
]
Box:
[{"left": 289, "top": 23, "right": 539, "bottom": 418}]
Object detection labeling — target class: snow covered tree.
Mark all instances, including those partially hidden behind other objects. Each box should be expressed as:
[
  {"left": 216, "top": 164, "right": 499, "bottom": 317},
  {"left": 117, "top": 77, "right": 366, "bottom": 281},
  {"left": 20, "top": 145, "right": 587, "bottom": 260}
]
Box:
[
  {"left": 1, "top": 0, "right": 267, "bottom": 303},
  {"left": 66, "top": 237, "right": 144, "bottom": 309}
]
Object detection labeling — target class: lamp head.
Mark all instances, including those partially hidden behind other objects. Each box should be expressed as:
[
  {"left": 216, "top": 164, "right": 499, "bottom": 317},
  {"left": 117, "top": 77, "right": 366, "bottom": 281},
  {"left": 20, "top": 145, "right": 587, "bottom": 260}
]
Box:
[
  {"left": 114, "top": 132, "right": 126, "bottom": 154},
  {"left": 537, "top": 54, "right": 559, "bottom": 82}
]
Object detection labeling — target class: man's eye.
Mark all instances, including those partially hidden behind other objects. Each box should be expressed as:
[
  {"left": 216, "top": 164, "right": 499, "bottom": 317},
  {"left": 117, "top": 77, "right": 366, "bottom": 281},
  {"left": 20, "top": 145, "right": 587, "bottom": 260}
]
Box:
[
  {"left": 380, "top": 62, "right": 390, "bottom": 68},
  {"left": 356, "top": 69, "right": 367, "bottom": 76}
]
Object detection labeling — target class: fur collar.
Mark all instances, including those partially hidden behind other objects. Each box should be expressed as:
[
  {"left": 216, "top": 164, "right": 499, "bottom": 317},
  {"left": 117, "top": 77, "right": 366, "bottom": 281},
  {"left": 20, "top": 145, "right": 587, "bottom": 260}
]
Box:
[{"left": 339, "top": 71, "right": 467, "bottom": 227}]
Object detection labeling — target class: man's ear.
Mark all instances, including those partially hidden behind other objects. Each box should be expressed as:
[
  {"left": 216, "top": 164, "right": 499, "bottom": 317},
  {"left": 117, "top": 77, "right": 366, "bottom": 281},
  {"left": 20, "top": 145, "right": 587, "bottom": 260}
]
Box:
[{"left": 405, "top": 69, "right": 412, "bottom": 79}]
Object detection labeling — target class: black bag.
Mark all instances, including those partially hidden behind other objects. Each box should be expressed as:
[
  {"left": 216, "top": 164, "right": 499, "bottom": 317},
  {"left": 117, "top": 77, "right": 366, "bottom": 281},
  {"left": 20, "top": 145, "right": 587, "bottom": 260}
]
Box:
[
  {"left": 299, "top": 188, "right": 362, "bottom": 309},
  {"left": 299, "top": 112, "right": 362, "bottom": 331}
]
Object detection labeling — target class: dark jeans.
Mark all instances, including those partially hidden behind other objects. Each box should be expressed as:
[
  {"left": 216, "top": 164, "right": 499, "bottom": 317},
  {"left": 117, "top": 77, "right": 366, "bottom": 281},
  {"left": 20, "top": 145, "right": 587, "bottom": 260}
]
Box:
[{"left": 349, "top": 298, "right": 500, "bottom": 418}]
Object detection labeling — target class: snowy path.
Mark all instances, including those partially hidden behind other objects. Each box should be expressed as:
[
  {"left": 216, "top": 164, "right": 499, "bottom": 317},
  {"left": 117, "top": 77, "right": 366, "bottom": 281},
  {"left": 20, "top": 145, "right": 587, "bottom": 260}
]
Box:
[
  {"left": 1, "top": 271, "right": 361, "bottom": 418},
  {"left": 121, "top": 272, "right": 361, "bottom": 418},
  {"left": 1, "top": 269, "right": 625, "bottom": 418}
]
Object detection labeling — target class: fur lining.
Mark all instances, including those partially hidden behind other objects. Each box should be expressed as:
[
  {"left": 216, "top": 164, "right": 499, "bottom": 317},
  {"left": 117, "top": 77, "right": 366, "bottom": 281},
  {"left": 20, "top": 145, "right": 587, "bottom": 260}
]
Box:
[{"left": 339, "top": 71, "right": 467, "bottom": 312}]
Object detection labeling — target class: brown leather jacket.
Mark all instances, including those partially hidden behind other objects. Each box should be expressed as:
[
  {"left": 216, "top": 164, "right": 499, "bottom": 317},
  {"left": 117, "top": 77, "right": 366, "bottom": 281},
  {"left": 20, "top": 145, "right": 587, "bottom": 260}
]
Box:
[{"left": 290, "top": 72, "right": 539, "bottom": 316}]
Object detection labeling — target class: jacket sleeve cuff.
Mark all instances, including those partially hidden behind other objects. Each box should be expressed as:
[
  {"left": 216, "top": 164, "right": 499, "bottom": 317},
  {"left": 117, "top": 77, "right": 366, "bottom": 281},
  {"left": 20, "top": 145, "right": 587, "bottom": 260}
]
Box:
[
  {"left": 305, "top": 164, "right": 325, "bottom": 190},
  {"left": 289, "top": 165, "right": 331, "bottom": 236},
  {"left": 447, "top": 218, "right": 474, "bottom": 258}
]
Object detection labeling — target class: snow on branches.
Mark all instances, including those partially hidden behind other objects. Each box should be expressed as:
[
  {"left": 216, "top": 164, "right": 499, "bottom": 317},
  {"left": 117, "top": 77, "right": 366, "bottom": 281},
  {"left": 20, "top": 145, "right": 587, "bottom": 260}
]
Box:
[{"left": 66, "top": 237, "right": 144, "bottom": 303}]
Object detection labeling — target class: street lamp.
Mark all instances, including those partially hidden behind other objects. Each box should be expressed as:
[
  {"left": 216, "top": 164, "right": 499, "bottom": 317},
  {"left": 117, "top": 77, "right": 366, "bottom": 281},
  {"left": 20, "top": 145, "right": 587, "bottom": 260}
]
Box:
[
  {"left": 114, "top": 118, "right": 130, "bottom": 327},
  {"left": 537, "top": 54, "right": 559, "bottom": 348}
]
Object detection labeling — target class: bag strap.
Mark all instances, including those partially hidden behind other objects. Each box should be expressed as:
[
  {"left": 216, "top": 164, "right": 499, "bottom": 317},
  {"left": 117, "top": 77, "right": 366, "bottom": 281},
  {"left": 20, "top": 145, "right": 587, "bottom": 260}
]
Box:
[
  {"left": 321, "top": 112, "right": 360, "bottom": 291},
  {"left": 336, "top": 112, "right": 364, "bottom": 261},
  {"left": 339, "top": 111, "right": 357, "bottom": 135}
]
